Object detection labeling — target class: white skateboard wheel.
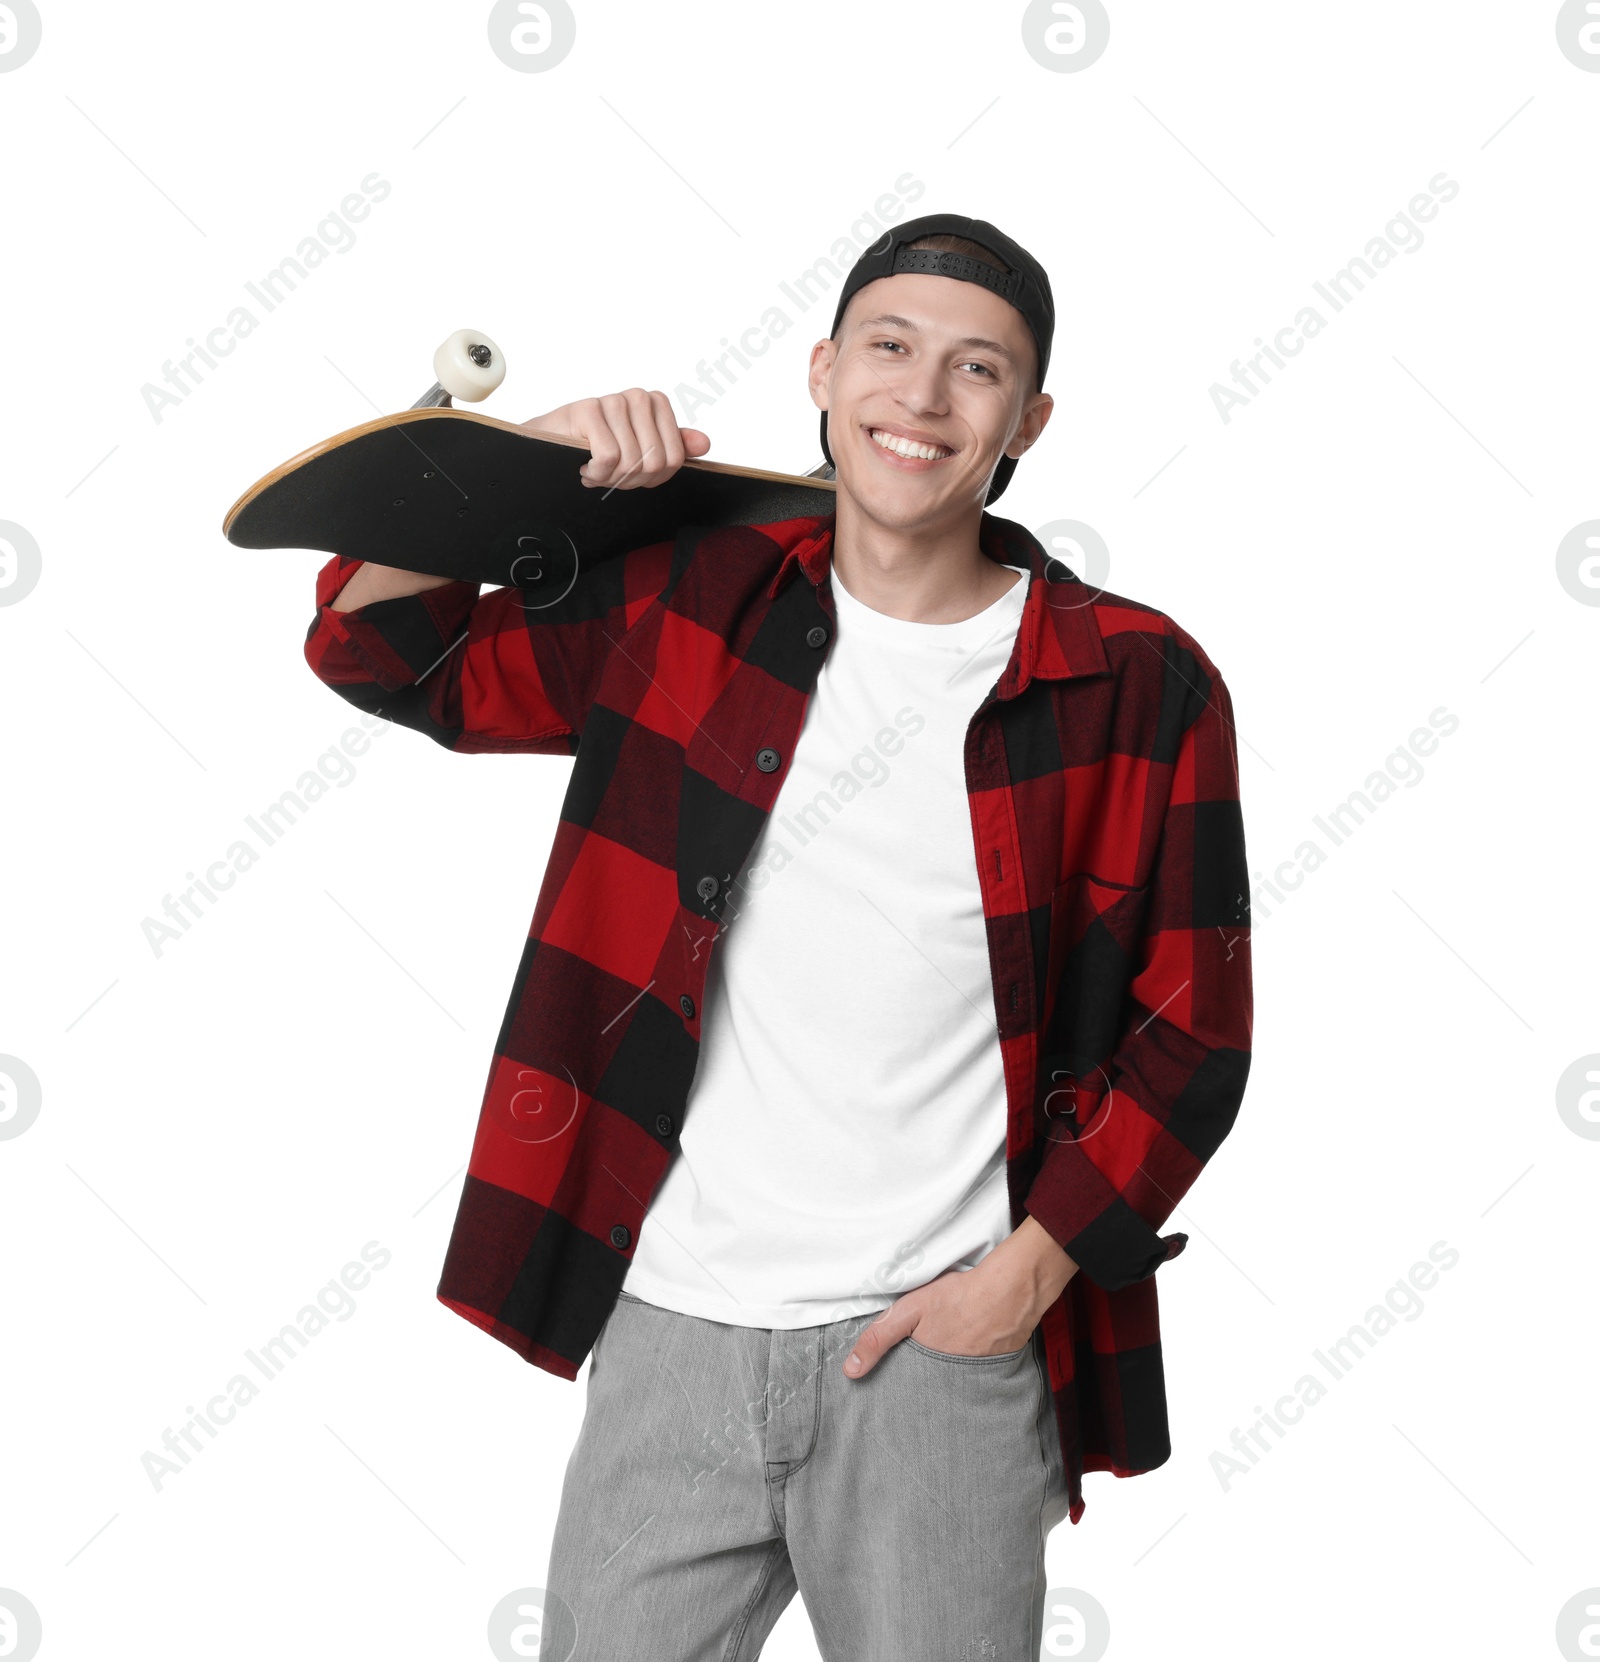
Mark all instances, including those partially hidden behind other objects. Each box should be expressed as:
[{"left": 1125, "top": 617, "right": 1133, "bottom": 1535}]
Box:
[{"left": 432, "top": 329, "right": 506, "bottom": 402}]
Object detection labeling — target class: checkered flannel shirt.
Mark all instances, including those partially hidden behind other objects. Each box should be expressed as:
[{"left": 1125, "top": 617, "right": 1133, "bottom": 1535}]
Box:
[{"left": 303, "top": 508, "right": 1253, "bottom": 1524}]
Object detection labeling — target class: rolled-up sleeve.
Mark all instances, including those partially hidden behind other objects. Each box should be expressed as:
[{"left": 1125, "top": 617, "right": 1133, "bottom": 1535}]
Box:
[{"left": 303, "top": 538, "right": 676, "bottom": 755}]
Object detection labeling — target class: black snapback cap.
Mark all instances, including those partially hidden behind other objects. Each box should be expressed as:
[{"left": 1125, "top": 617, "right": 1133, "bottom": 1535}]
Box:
[{"left": 818, "top": 212, "right": 1055, "bottom": 505}]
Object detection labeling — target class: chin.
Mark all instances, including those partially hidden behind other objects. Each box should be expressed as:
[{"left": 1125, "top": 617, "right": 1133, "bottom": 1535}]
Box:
[
  {"left": 837, "top": 467, "right": 982, "bottom": 525},
  {"left": 836, "top": 471, "right": 926, "bottom": 523}
]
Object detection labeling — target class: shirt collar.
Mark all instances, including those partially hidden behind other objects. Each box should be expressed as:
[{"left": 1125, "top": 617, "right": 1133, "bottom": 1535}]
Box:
[{"left": 760, "top": 511, "right": 1109, "bottom": 698}]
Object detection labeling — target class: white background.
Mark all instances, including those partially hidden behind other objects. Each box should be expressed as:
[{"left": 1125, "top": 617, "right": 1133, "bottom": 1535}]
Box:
[{"left": 2, "top": 2, "right": 1596, "bottom": 1658}]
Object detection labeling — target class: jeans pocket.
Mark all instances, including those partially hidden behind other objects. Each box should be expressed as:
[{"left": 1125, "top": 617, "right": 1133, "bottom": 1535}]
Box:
[{"left": 903, "top": 1334, "right": 1032, "bottom": 1365}]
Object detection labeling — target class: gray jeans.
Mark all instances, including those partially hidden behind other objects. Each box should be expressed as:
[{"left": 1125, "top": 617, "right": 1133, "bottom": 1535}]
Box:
[{"left": 542, "top": 1290, "right": 1070, "bottom": 1660}]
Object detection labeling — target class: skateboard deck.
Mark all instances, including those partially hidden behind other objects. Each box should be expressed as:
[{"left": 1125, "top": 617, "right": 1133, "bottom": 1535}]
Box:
[{"left": 222, "top": 407, "right": 837, "bottom": 588}]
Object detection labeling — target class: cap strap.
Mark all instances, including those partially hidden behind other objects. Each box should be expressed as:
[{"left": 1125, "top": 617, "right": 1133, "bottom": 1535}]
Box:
[{"left": 890, "top": 246, "right": 1022, "bottom": 301}]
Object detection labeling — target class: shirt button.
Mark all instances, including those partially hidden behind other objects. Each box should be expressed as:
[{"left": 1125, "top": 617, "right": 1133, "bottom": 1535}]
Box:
[
  {"left": 679, "top": 994, "right": 695, "bottom": 1019},
  {"left": 806, "top": 625, "right": 828, "bottom": 648},
  {"left": 654, "top": 1112, "right": 674, "bottom": 1137},
  {"left": 756, "top": 747, "right": 780, "bottom": 772},
  {"left": 696, "top": 875, "right": 719, "bottom": 900},
  {"left": 609, "top": 1224, "right": 631, "bottom": 1250}
]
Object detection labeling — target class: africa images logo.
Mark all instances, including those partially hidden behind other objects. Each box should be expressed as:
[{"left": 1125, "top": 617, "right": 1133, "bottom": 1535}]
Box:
[
  {"left": 487, "top": 0, "right": 578, "bottom": 72},
  {"left": 0, "top": 1, "right": 43, "bottom": 72},
  {"left": 1020, "top": 0, "right": 1111, "bottom": 73},
  {"left": 1555, "top": 0, "right": 1600, "bottom": 70},
  {"left": 0, "top": 521, "right": 42, "bottom": 607}
]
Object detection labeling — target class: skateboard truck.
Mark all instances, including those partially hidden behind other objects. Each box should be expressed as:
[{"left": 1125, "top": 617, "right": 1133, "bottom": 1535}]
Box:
[{"left": 409, "top": 328, "right": 507, "bottom": 410}]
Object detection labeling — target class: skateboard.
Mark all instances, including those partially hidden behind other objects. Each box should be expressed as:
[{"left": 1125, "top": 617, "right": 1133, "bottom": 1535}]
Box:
[{"left": 222, "top": 328, "right": 837, "bottom": 589}]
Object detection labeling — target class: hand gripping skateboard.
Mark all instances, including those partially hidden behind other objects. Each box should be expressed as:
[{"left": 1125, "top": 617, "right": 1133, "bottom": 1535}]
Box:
[{"left": 221, "top": 329, "right": 837, "bottom": 590}]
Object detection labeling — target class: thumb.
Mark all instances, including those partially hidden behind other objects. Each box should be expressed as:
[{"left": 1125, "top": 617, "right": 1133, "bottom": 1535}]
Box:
[
  {"left": 842, "top": 1307, "right": 908, "bottom": 1378},
  {"left": 678, "top": 427, "right": 712, "bottom": 458}
]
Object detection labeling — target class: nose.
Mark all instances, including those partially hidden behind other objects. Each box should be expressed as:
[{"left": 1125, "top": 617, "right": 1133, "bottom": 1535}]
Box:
[{"left": 894, "top": 352, "right": 952, "bottom": 424}]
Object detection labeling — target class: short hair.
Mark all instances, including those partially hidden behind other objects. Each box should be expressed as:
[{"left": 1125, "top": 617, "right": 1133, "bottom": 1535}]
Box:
[
  {"left": 835, "top": 233, "right": 1037, "bottom": 393},
  {"left": 905, "top": 231, "right": 1010, "bottom": 272}
]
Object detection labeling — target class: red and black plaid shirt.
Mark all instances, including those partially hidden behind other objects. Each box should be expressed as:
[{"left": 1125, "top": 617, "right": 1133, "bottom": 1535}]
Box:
[{"left": 304, "top": 508, "right": 1253, "bottom": 1525}]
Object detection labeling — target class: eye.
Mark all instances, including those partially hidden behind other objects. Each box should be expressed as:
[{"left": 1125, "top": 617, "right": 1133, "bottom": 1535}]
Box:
[
  {"left": 870, "top": 339, "right": 908, "bottom": 354},
  {"left": 958, "top": 360, "right": 996, "bottom": 377}
]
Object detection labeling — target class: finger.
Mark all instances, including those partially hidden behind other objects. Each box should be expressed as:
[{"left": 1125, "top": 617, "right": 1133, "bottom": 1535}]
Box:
[
  {"left": 601, "top": 391, "right": 647, "bottom": 486},
  {"left": 591, "top": 391, "right": 645, "bottom": 488},
  {"left": 678, "top": 426, "right": 712, "bottom": 459},
  {"left": 622, "top": 386, "right": 671, "bottom": 485},
  {"left": 572, "top": 398, "right": 620, "bottom": 487},
  {"left": 648, "top": 389, "right": 685, "bottom": 476},
  {"left": 843, "top": 1306, "right": 915, "bottom": 1378}
]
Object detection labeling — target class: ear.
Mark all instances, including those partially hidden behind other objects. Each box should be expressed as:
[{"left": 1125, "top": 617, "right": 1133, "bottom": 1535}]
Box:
[
  {"left": 1005, "top": 390, "right": 1054, "bottom": 459},
  {"left": 807, "top": 337, "right": 837, "bottom": 414}
]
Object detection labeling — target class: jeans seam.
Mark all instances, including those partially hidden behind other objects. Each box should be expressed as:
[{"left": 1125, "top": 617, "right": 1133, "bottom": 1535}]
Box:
[
  {"left": 721, "top": 1535, "right": 789, "bottom": 1662},
  {"left": 903, "top": 1335, "right": 1031, "bottom": 1365},
  {"left": 1030, "top": 1329, "right": 1062, "bottom": 1547},
  {"left": 776, "top": 1325, "right": 827, "bottom": 1478}
]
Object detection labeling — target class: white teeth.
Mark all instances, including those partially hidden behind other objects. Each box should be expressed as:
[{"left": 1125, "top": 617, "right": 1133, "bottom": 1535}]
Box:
[{"left": 869, "top": 428, "right": 951, "bottom": 461}]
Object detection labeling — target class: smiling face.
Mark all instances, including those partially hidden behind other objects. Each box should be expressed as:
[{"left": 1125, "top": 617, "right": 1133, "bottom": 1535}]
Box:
[{"left": 808, "top": 270, "right": 1053, "bottom": 530}]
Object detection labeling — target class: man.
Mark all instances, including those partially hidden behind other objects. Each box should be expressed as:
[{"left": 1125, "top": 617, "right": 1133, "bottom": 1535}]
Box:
[{"left": 304, "top": 214, "right": 1252, "bottom": 1658}]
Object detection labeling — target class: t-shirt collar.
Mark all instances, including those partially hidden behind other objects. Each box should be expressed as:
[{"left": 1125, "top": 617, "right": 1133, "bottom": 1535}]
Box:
[{"left": 760, "top": 511, "right": 1110, "bottom": 695}]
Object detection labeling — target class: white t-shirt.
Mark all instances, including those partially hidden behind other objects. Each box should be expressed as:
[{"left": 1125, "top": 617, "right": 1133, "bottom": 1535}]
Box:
[{"left": 621, "top": 559, "right": 1032, "bottom": 1326}]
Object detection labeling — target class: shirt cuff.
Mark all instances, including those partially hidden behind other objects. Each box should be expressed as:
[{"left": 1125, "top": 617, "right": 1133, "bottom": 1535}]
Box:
[
  {"left": 315, "top": 571, "right": 481, "bottom": 693},
  {"left": 1024, "top": 1136, "right": 1189, "bottom": 1292}
]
